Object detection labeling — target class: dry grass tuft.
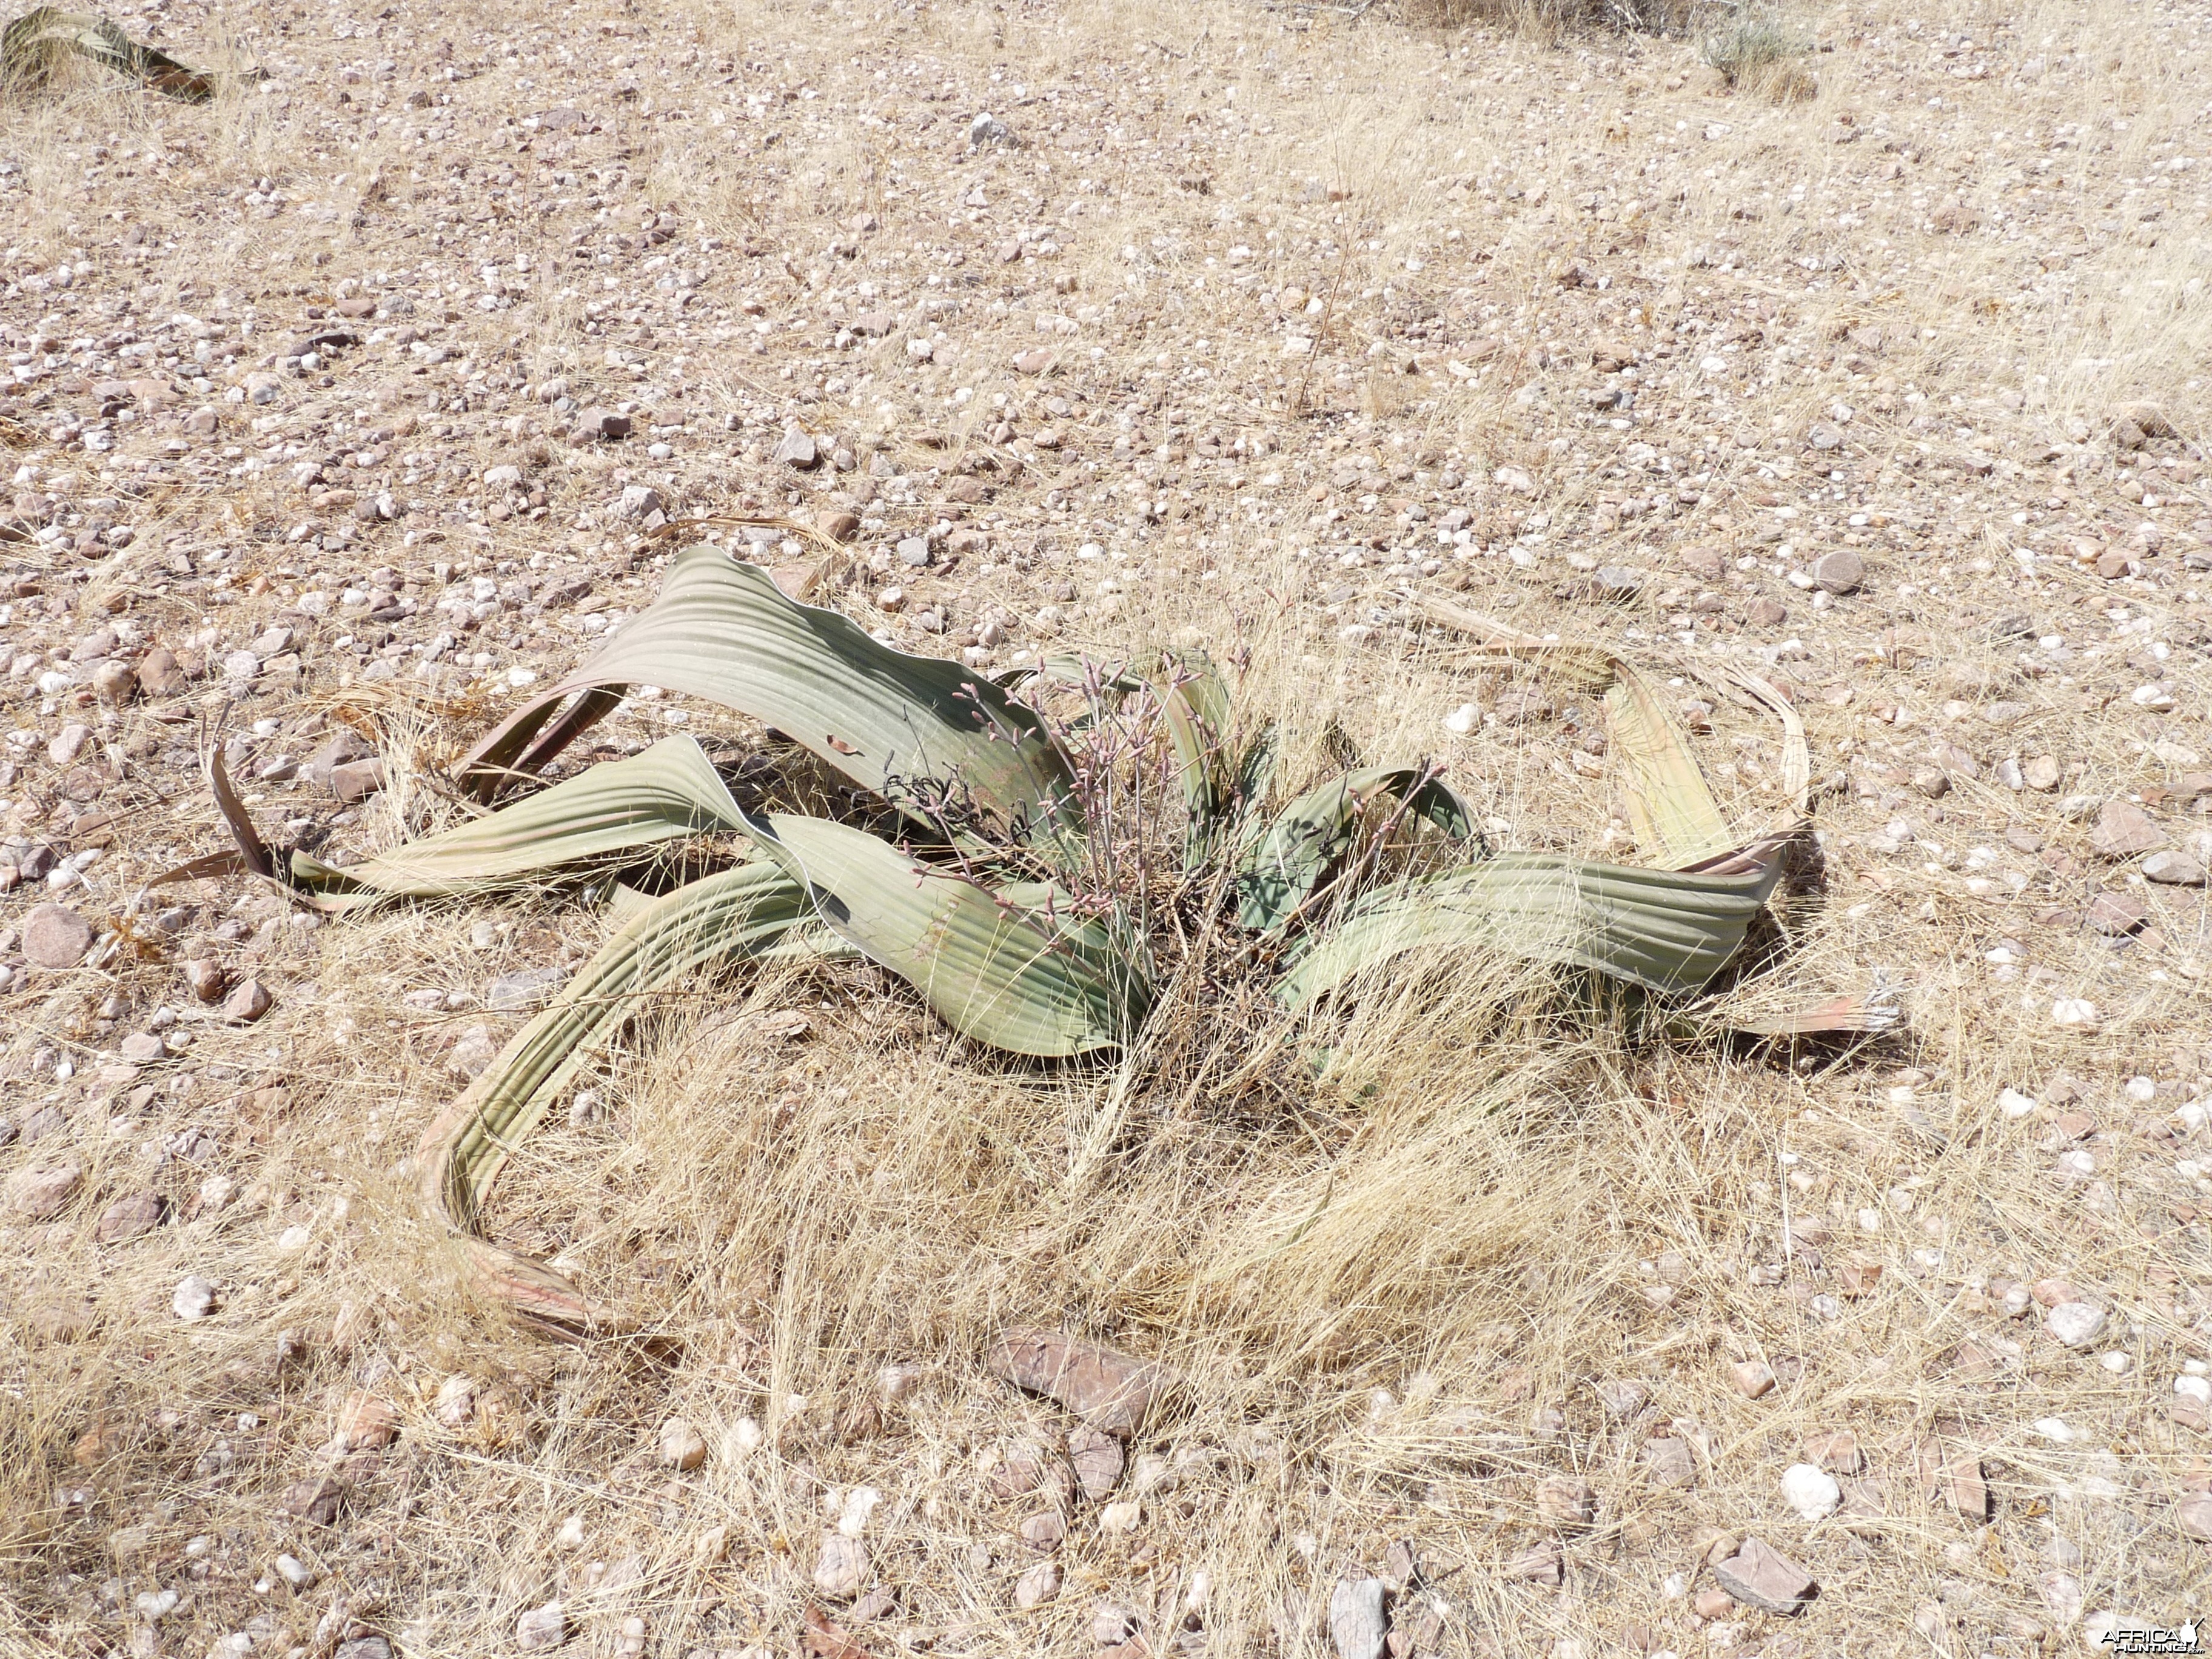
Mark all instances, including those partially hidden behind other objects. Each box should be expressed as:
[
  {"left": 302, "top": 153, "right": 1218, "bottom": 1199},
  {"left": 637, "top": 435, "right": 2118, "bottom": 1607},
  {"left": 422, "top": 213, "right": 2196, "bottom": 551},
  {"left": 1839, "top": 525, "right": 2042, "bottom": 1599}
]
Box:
[
  {"left": 5, "top": 0, "right": 2212, "bottom": 1651},
  {"left": 1395, "top": 0, "right": 1702, "bottom": 40},
  {"left": 1696, "top": 7, "right": 1813, "bottom": 96}
]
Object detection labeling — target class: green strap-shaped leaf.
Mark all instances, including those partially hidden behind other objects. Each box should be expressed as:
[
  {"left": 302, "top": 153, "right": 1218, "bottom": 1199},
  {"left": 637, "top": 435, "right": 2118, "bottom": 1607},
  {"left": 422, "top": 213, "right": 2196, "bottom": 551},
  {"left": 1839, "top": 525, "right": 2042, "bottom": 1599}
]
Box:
[
  {"left": 461, "top": 546, "right": 1078, "bottom": 843},
  {"left": 2, "top": 7, "right": 213, "bottom": 100},
  {"left": 1156, "top": 652, "right": 1230, "bottom": 850},
  {"left": 1275, "top": 852, "right": 1781, "bottom": 1007},
  {"left": 414, "top": 859, "right": 831, "bottom": 1331},
  {"left": 287, "top": 734, "right": 749, "bottom": 911},
  {"left": 1237, "top": 765, "right": 1476, "bottom": 934},
  {"left": 742, "top": 813, "right": 1147, "bottom": 1057}
]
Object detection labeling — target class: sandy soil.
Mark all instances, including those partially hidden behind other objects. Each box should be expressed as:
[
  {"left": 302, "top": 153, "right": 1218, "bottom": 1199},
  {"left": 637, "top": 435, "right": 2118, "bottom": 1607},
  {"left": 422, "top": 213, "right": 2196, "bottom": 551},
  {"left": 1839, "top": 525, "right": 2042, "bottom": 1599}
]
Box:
[{"left": 3, "top": 0, "right": 2211, "bottom": 1654}]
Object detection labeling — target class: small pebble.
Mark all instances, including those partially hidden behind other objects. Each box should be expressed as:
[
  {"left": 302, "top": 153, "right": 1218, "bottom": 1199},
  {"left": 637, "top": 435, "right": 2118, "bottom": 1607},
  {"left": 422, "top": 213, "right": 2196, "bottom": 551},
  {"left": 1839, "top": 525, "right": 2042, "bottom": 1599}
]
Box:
[
  {"left": 659, "top": 1417, "right": 707, "bottom": 1471},
  {"left": 172, "top": 1275, "right": 216, "bottom": 1321},
  {"left": 515, "top": 1601, "right": 568, "bottom": 1651},
  {"left": 1780, "top": 1461, "right": 1842, "bottom": 1521}
]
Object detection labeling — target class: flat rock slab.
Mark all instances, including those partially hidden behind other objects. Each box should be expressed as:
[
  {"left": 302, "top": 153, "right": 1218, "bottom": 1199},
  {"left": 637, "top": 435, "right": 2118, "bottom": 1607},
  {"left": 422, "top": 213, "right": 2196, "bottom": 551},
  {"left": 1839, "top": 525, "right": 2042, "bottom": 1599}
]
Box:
[
  {"left": 24, "top": 903, "right": 95, "bottom": 970},
  {"left": 2090, "top": 800, "right": 2165, "bottom": 858},
  {"left": 1712, "top": 1537, "right": 1818, "bottom": 1614},
  {"left": 1327, "top": 1577, "right": 1387, "bottom": 1659},
  {"left": 986, "top": 1329, "right": 1168, "bottom": 1437}
]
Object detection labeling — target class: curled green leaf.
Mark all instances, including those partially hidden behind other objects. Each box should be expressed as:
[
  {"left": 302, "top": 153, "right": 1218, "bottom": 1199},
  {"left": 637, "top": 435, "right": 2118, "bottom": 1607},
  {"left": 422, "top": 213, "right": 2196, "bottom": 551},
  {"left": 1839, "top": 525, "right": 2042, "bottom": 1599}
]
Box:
[
  {"left": 1276, "top": 852, "right": 1782, "bottom": 1008},
  {"left": 289, "top": 734, "right": 749, "bottom": 911},
  {"left": 461, "top": 546, "right": 1077, "bottom": 842},
  {"left": 415, "top": 859, "right": 829, "bottom": 1330},
  {"left": 1237, "top": 765, "right": 1475, "bottom": 934}
]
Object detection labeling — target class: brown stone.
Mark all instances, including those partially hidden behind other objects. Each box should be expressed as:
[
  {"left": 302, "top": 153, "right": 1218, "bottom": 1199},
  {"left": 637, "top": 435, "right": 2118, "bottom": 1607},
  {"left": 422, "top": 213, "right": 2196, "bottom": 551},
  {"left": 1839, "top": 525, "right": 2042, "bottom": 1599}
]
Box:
[
  {"left": 1810, "top": 548, "right": 1864, "bottom": 594},
  {"left": 1911, "top": 765, "right": 1952, "bottom": 798},
  {"left": 988, "top": 1444, "right": 1052, "bottom": 1500},
  {"left": 1692, "top": 1586, "right": 1734, "bottom": 1620},
  {"left": 815, "top": 511, "right": 860, "bottom": 543},
  {"left": 22, "top": 903, "right": 96, "bottom": 970},
  {"left": 1802, "top": 1430, "right": 1864, "bottom": 1473},
  {"left": 2143, "top": 851, "right": 2207, "bottom": 886},
  {"left": 184, "top": 957, "right": 227, "bottom": 1003},
  {"left": 329, "top": 759, "right": 386, "bottom": 802},
  {"left": 304, "top": 728, "right": 372, "bottom": 787},
  {"left": 2090, "top": 800, "right": 2166, "bottom": 859},
  {"left": 2023, "top": 754, "right": 2061, "bottom": 792},
  {"left": 278, "top": 1475, "right": 347, "bottom": 1525},
  {"left": 2086, "top": 891, "right": 2148, "bottom": 936},
  {"left": 1730, "top": 1359, "right": 1777, "bottom": 1398},
  {"left": 1711, "top": 1537, "right": 1818, "bottom": 1615},
  {"left": 6, "top": 1163, "right": 82, "bottom": 1219},
  {"left": 985, "top": 1330, "right": 1168, "bottom": 1437},
  {"left": 575, "top": 407, "right": 631, "bottom": 440},
  {"left": 1931, "top": 742, "right": 1980, "bottom": 782},
  {"left": 1746, "top": 596, "right": 1789, "bottom": 628},
  {"left": 1917, "top": 1440, "right": 1991, "bottom": 1520},
  {"left": 1067, "top": 1424, "right": 1124, "bottom": 1501},
  {"left": 96, "top": 1191, "right": 167, "bottom": 1242},
  {"left": 223, "top": 978, "right": 273, "bottom": 1022}
]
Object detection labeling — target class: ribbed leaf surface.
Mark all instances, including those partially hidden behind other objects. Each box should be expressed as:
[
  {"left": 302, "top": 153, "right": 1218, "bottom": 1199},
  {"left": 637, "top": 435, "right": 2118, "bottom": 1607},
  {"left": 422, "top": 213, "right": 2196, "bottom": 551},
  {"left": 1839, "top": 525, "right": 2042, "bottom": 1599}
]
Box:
[
  {"left": 290, "top": 735, "right": 748, "bottom": 910},
  {"left": 414, "top": 859, "right": 819, "bottom": 1330},
  {"left": 744, "top": 814, "right": 1145, "bottom": 1057},
  {"left": 1276, "top": 853, "right": 1781, "bottom": 1006},
  {"left": 461, "top": 547, "right": 1076, "bottom": 840}
]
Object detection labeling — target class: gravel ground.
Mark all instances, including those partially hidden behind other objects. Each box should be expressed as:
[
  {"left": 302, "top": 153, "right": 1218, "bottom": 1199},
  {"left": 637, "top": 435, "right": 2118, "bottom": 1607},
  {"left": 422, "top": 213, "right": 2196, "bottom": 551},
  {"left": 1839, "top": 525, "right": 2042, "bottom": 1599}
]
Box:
[{"left": 3, "top": 0, "right": 2211, "bottom": 1654}]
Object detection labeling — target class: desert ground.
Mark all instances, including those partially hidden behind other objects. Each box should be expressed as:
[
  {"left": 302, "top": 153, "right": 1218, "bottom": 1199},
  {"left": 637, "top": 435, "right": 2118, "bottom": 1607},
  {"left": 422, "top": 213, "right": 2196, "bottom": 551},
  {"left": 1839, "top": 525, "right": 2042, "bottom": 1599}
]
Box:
[{"left": 2, "top": 0, "right": 2211, "bottom": 1654}]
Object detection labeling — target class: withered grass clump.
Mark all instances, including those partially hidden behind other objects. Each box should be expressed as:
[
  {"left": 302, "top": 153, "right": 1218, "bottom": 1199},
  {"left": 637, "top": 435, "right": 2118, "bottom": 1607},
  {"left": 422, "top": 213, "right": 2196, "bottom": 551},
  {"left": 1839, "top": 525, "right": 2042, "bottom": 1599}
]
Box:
[
  {"left": 1697, "top": 6, "right": 1817, "bottom": 99},
  {"left": 5, "top": 0, "right": 2208, "bottom": 1649},
  {"left": 1393, "top": 0, "right": 1704, "bottom": 39},
  {"left": 229, "top": 543, "right": 1835, "bottom": 1331}
]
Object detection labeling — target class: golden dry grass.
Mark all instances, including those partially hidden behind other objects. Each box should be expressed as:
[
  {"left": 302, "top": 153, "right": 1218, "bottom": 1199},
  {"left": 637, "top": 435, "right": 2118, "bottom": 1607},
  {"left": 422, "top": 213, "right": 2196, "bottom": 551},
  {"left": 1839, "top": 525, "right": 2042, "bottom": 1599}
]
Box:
[{"left": 3, "top": 0, "right": 2211, "bottom": 1653}]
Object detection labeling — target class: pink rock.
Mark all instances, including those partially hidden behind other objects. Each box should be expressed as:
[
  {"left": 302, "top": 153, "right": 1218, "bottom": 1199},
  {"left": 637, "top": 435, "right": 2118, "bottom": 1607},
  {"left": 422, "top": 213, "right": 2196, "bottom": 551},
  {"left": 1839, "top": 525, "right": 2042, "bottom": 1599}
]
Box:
[
  {"left": 7, "top": 1162, "right": 83, "bottom": 1219},
  {"left": 1712, "top": 1537, "right": 1818, "bottom": 1615},
  {"left": 22, "top": 903, "right": 95, "bottom": 970},
  {"left": 223, "top": 978, "right": 273, "bottom": 1023},
  {"left": 986, "top": 1329, "right": 1168, "bottom": 1437},
  {"left": 2090, "top": 800, "right": 2165, "bottom": 858}
]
